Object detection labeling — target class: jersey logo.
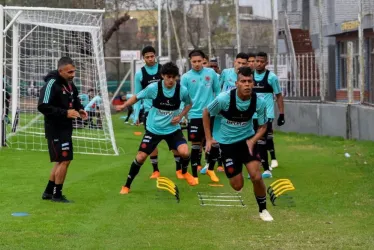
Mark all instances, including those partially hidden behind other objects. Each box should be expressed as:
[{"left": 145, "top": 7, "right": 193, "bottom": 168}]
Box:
[
  {"left": 192, "top": 79, "right": 196, "bottom": 83},
  {"left": 205, "top": 76, "right": 211, "bottom": 81}
]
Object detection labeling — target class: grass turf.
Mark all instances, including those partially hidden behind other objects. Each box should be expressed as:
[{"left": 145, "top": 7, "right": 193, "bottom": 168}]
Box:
[{"left": 0, "top": 114, "right": 374, "bottom": 249}]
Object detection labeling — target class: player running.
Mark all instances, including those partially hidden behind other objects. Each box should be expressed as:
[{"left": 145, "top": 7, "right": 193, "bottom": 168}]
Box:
[
  {"left": 219, "top": 53, "right": 249, "bottom": 92},
  {"left": 116, "top": 62, "right": 197, "bottom": 194},
  {"left": 181, "top": 50, "right": 221, "bottom": 184},
  {"left": 203, "top": 66, "right": 273, "bottom": 221}
]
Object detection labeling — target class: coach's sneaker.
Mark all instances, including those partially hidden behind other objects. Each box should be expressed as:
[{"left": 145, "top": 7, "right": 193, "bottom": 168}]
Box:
[
  {"left": 176, "top": 170, "right": 184, "bottom": 179},
  {"left": 259, "top": 209, "right": 274, "bottom": 222},
  {"left": 271, "top": 160, "right": 279, "bottom": 169},
  {"left": 150, "top": 171, "right": 160, "bottom": 179},
  {"left": 207, "top": 170, "right": 219, "bottom": 183},
  {"left": 200, "top": 164, "right": 209, "bottom": 174},
  {"left": 217, "top": 166, "right": 225, "bottom": 172},
  {"left": 262, "top": 170, "right": 272, "bottom": 179},
  {"left": 51, "top": 195, "right": 72, "bottom": 203},
  {"left": 120, "top": 186, "right": 130, "bottom": 195},
  {"left": 42, "top": 192, "right": 53, "bottom": 200},
  {"left": 183, "top": 173, "right": 197, "bottom": 186}
]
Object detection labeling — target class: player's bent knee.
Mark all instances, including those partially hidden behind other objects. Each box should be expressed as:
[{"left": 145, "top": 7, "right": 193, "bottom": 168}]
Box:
[
  {"left": 231, "top": 182, "right": 244, "bottom": 191},
  {"left": 59, "top": 161, "right": 71, "bottom": 168},
  {"left": 136, "top": 151, "right": 148, "bottom": 164}
]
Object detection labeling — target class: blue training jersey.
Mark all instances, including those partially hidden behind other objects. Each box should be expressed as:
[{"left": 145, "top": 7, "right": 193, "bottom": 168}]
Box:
[
  {"left": 181, "top": 67, "right": 220, "bottom": 119},
  {"left": 79, "top": 94, "right": 89, "bottom": 108},
  {"left": 219, "top": 68, "right": 237, "bottom": 92},
  {"left": 253, "top": 70, "right": 281, "bottom": 119},
  {"left": 136, "top": 81, "right": 191, "bottom": 135},
  {"left": 84, "top": 95, "right": 102, "bottom": 112},
  {"left": 134, "top": 63, "right": 160, "bottom": 121},
  {"left": 207, "top": 90, "right": 267, "bottom": 144}
]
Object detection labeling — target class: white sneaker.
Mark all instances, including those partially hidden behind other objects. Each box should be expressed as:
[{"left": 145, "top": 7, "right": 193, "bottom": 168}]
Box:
[
  {"left": 262, "top": 170, "right": 272, "bottom": 178},
  {"left": 271, "top": 160, "right": 278, "bottom": 169},
  {"left": 259, "top": 209, "right": 274, "bottom": 222}
]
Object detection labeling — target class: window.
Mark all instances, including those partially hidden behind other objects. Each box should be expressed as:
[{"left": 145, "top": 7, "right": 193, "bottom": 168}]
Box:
[
  {"left": 291, "top": 0, "right": 298, "bottom": 11},
  {"left": 339, "top": 40, "right": 359, "bottom": 89}
]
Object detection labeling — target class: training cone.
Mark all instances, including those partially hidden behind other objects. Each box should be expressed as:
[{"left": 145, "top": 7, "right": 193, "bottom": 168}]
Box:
[
  {"left": 267, "top": 179, "right": 295, "bottom": 206},
  {"left": 156, "top": 177, "right": 180, "bottom": 203}
]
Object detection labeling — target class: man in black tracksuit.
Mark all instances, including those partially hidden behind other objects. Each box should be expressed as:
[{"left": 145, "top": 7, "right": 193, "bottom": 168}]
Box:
[{"left": 38, "top": 57, "right": 88, "bottom": 203}]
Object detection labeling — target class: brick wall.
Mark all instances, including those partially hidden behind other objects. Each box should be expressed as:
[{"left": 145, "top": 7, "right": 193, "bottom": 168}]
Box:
[{"left": 336, "top": 90, "right": 369, "bottom": 102}]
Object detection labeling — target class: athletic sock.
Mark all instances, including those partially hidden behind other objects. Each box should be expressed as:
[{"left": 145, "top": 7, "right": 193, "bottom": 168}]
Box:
[
  {"left": 267, "top": 138, "right": 276, "bottom": 160},
  {"left": 207, "top": 145, "right": 219, "bottom": 170},
  {"left": 257, "top": 139, "right": 270, "bottom": 171},
  {"left": 174, "top": 155, "right": 181, "bottom": 171},
  {"left": 191, "top": 145, "right": 200, "bottom": 177},
  {"left": 44, "top": 180, "right": 55, "bottom": 194},
  {"left": 181, "top": 156, "right": 190, "bottom": 174},
  {"left": 256, "top": 195, "right": 267, "bottom": 212},
  {"left": 150, "top": 155, "right": 159, "bottom": 172},
  {"left": 217, "top": 157, "right": 223, "bottom": 167},
  {"left": 53, "top": 184, "right": 63, "bottom": 198},
  {"left": 125, "top": 159, "right": 142, "bottom": 188},
  {"left": 198, "top": 150, "right": 202, "bottom": 166}
]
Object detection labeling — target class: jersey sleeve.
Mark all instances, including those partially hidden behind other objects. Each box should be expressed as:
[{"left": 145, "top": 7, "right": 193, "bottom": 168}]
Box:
[
  {"left": 181, "top": 86, "right": 191, "bottom": 106},
  {"left": 207, "top": 93, "right": 228, "bottom": 116},
  {"left": 133, "top": 71, "right": 143, "bottom": 121},
  {"left": 212, "top": 70, "right": 220, "bottom": 96},
  {"left": 255, "top": 97, "right": 267, "bottom": 126},
  {"left": 72, "top": 84, "right": 84, "bottom": 111},
  {"left": 180, "top": 74, "right": 188, "bottom": 89},
  {"left": 270, "top": 73, "right": 282, "bottom": 95},
  {"left": 37, "top": 79, "right": 67, "bottom": 118},
  {"left": 219, "top": 69, "right": 226, "bottom": 89},
  {"left": 136, "top": 83, "right": 157, "bottom": 100}
]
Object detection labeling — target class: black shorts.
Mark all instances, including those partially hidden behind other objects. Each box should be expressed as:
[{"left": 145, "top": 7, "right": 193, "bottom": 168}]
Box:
[
  {"left": 143, "top": 111, "right": 149, "bottom": 130},
  {"left": 47, "top": 137, "right": 73, "bottom": 162},
  {"left": 188, "top": 117, "right": 215, "bottom": 142},
  {"left": 253, "top": 119, "right": 273, "bottom": 138},
  {"left": 138, "top": 129, "right": 187, "bottom": 155},
  {"left": 219, "top": 139, "right": 260, "bottom": 179}
]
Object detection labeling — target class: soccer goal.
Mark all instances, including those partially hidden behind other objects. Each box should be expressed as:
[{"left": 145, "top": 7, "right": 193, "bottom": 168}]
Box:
[{"left": 0, "top": 6, "right": 118, "bottom": 155}]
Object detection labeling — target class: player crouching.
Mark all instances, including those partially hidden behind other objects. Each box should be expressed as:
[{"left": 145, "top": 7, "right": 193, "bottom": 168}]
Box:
[
  {"left": 116, "top": 62, "right": 197, "bottom": 194},
  {"left": 202, "top": 67, "right": 273, "bottom": 221}
]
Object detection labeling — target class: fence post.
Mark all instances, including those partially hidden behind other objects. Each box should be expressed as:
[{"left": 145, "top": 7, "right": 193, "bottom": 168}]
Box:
[
  {"left": 358, "top": 0, "right": 365, "bottom": 103},
  {"left": 347, "top": 41, "right": 354, "bottom": 104},
  {"left": 318, "top": 0, "right": 325, "bottom": 102}
]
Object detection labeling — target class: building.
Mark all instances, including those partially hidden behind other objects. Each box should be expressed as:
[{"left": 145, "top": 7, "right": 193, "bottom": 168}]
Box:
[{"left": 278, "top": 0, "right": 374, "bottom": 103}]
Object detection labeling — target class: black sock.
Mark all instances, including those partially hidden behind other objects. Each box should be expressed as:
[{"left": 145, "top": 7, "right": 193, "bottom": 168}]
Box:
[
  {"left": 125, "top": 159, "right": 142, "bottom": 188},
  {"left": 174, "top": 155, "right": 181, "bottom": 171},
  {"left": 181, "top": 156, "right": 190, "bottom": 174},
  {"left": 53, "top": 184, "right": 63, "bottom": 198},
  {"left": 44, "top": 180, "right": 55, "bottom": 194},
  {"left": 217, "top": 157, "right": 223, "bottom": 167},
  {"left": 267, "top": 138, "right": 276, "bottom": 160},
  {"left": 256, "top": 195, "right": 267, "bottom": 212},
  {"left": 191, "top": 145, "right": 200, "bottom": 177},
  {"left": 150, "top": 155, "right": 159, "bottom": 172},
  {"left": 258, "top": 140, "right": 270, "bottom": 171},
  {"left": 198, "top": 150, "right": 202, "bottom": 166},
  {"left": 208, "top": 145, "right": 219, "bottom": 170}
]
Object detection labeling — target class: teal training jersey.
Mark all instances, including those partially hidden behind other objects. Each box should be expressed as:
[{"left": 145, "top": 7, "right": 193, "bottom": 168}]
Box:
[
  {"left": 136, "top": 81, "right": 191, "bottom": 135},
  {"left": 207, "top": 90, "right": 266, "bottom": 144},
  {"left": 219, "top": 68, "right": 237, "bottom": 92},
  {"left": 134, "top": 63, "right": 160, "bottom": 121},
  {"left": 181, "top": 67, "right": 220, "bottom": 119},
  {"left": 84, "top": 95, "right": 102, "bottom": 112},
  {"left": 79, "top": 94, "right": 89, "bottom": 108},
  {"left": 253, "top": 70, "right": 281, "bottom": 119}
]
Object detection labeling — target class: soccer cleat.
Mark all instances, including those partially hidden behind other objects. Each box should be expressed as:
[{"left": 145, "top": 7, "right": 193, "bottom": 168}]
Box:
[
  {"left": 176, "top": 170, "right": 185, "bottom": 179},
  {"left": 194, "top": 177, "right": 199, "bottom": 185},
  {"left": 217, "top": 166, "right": 225, "bottom": 172},
  {"left": 51, "top": 195, "right": 71, "bottom": 203},
  {"left": 120, "top": 186, "right": 130, "bottom": 194},
  {"left": 197, "top": 165, "right": 202, "bottom": 172},
  {"left": 207, "top": 170, "right": 219, "bottom": 182},
  {"left": 150, "top": 171, "right": 160, "bottom": 179},
  {"left": 42, "top": 192, "right": 53, "bottom": 200},
  {"left": 259, "top": 209, "right": 274, "bottom": 222},
  {"left": 183, "top": 172, "right": 197, "bottom": 186},
  {"left": 271, "top": 160, "right": 279, "bottom": 169},
  {"left": 200, "top": 164, "right": 209, "bottom": 174},
  {"left": 262, "top": 170, "right": 272, "bottom": 179}
]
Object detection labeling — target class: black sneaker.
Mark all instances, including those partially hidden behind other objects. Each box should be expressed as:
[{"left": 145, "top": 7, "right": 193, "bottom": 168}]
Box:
[
  {"left": 42, "top": 192, "right": 53, "bottom": 200},
  {"left": 51, "top": 195, "right": 72, "bottom": 203}
]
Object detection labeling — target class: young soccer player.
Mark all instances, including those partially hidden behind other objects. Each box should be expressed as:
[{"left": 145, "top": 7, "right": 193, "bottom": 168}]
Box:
[
  {"left": 220, "top": 53, "right": 249, "bottom": 92},
  {"left": 247, "top": 52, "right": 256, "bottom": 71},
  {"left": 116, "top": 62, "right": 197, "bottom": 194},
  {"left": 203, "top": 67, "right": 273, "bottom": 221}
]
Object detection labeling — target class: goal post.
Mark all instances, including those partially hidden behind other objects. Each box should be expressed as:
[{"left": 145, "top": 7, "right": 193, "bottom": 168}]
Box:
[{"left": 0, "top": 6, "right": 118, "bottom": 155}]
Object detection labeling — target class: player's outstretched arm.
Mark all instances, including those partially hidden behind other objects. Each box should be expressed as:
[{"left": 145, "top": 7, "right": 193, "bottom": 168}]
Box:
[
  {"left": 115, "top": 95, "right": 138, "bottom": 111},
  {"left": 171, "top": 104, "right": 192, "bottom": 125},
  {"left": 275, "top": 93, "right": 285, "bottom": 126}
]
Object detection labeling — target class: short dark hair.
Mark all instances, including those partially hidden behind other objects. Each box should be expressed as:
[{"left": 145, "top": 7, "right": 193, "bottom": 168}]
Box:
[
  {"left": 88, "top": 88, "right": 94, "bottom": 92},
  {"left": 237, "top": 67, "right": 253, "bottom": 79},
  {"left": 236, "top": 52, "right": 249, "bottom": 60},
  {"left": 58, "top": 57, "right": 74, "bottom": 68},
  {"left": 142, "top": 46, "right": 156, "bottom": 56},
  {"left": 189, "top": 49, "right": 206, "bottom": 59},
  {"left": 160, "top": 62, "right": 179, "bottom": 77},
  {"left": 256, "top": 52, "right": 268, "bottom": 59},
  {"left": 247, "top": 52, "right": 256, "bottom": 58}
]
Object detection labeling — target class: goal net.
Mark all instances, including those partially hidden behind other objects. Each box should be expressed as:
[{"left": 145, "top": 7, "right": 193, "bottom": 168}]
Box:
[{"left": 0, "top": 6, "right": 118, "bottom": 155}]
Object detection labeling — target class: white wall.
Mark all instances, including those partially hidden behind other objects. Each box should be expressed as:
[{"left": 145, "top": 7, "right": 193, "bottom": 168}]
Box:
[{"left": 240, "top": 0, "right": 278, "bottom": 19}]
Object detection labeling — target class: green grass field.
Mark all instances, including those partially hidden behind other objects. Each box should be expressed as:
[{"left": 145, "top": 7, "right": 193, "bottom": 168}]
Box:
[{"left": 1, "top": 114, "right": 374, "bottom": 250}]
